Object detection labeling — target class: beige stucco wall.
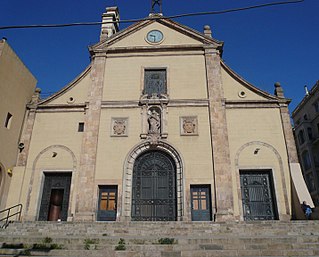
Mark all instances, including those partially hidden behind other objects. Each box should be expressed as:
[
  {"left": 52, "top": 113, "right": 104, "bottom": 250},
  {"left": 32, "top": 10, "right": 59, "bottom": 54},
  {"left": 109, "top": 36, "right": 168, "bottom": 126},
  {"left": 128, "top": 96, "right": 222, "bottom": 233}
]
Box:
[
  {"left": 95, "top": 106, "right": 213, "bottom": 181},
  {"left": 226, "top": 107, "right": 291, "bottom": 219},
  {"left": 48, "top": 67, "right": 91, "bottom": 105},
  {"left": 222, "top": 67, "right": 268, "bottom": 101},
  {"left": 7, "top": 111, "right": 84, "bottom": 220},
  {"left": 0, "top": 41, "right": 37, "bottom": 209},
  {"left": 103, "top": 54, "right": 207, "bottom": 101}
]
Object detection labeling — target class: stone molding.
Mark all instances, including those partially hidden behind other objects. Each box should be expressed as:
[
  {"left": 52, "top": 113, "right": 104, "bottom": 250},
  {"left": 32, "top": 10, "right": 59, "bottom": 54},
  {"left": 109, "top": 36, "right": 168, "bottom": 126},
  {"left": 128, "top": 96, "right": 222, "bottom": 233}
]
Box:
[
  {"left": 121, "top": 140, "right": 184, "bottom": 221},
  {"left": 102, "top": 99, "right": 209, "bottom": 108},
  {"left": 235, "top": 141, "right": 290, "bottom": 220}
]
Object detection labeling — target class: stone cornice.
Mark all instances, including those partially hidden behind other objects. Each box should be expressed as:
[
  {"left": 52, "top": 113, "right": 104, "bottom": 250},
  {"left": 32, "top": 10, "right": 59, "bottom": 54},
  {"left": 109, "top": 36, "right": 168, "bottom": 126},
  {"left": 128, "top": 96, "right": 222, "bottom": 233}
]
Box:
[
  {"left": 101, "top": 99, "right": 209, "bottom": 108},
  {"left": 225, "top": 100, "right": 282, "bottom": 109},
  {"left": 34, "top": 103, "right": 86, "bottom": 113},
  {"left": 92, "top": 44, "right": 205, "bottom": 56}
]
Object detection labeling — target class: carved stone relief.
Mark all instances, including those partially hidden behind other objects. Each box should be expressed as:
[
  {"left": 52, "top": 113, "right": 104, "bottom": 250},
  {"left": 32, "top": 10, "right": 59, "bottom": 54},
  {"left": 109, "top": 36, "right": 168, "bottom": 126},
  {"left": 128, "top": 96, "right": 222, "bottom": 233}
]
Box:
[
  {"left": 111, "top": 118, "right": 128, "bottom": 136},
  {"left": 180, "top": 116, "right": 198, "bottom": 135}
]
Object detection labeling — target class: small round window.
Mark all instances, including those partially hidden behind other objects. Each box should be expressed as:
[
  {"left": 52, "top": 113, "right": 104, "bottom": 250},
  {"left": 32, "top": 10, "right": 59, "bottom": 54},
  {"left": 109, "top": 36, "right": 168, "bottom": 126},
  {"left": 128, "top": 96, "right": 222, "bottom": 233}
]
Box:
[{"left": 238, "top": 91, "right": 246, "bottom": 98}]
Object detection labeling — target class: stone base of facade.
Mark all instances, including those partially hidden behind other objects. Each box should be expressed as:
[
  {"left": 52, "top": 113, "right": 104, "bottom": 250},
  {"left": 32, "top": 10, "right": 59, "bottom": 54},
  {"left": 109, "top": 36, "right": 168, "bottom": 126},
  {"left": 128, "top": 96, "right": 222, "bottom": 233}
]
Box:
[
  {"left": 215, "top": 211, "right": 237, "bottom": 222},
  {"left": 73, "top": 212, "right": 95, "bottom": 222}
]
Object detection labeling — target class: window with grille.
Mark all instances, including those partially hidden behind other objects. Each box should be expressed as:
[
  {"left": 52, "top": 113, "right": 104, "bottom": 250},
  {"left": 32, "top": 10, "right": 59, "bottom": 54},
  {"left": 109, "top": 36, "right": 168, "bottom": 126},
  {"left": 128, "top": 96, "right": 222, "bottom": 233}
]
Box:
[{"left": 144, "top": 69, "right": 167, "bottom": 96}]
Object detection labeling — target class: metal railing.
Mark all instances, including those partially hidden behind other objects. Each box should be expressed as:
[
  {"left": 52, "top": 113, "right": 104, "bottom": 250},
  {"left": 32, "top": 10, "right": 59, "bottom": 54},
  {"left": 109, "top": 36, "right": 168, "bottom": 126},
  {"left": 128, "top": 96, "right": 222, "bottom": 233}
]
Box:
[{"left": 0, "top": 204, "right": 22, "bottom": 229}]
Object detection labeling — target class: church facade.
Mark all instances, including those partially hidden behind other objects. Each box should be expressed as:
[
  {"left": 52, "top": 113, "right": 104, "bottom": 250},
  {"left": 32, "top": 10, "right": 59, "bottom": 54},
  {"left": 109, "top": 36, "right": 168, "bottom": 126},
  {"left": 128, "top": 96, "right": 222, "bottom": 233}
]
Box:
[{"left": 4, "top": 7, "right": 312, "bottom": 222}]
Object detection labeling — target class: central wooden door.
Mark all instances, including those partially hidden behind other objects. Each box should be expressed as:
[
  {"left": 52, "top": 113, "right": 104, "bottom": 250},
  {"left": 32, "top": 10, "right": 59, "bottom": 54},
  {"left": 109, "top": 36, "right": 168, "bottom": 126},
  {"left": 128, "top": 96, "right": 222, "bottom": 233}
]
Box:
[{"left": 131, "top": 151, "right": 177, "bottom": 221}]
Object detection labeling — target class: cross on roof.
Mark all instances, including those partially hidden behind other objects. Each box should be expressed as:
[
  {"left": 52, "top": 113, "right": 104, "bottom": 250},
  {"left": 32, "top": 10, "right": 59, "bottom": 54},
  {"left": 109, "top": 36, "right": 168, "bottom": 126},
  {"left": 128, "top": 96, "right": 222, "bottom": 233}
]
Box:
[{"left": 151, "top": 0, "right": 162, "bottom": 14}]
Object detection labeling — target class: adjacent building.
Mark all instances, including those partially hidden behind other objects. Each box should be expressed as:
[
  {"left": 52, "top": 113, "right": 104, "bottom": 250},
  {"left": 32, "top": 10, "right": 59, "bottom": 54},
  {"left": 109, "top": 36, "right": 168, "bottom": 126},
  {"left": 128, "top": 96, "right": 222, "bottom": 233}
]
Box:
[
  {"left": 292, "top": 81, "right": 319, "bottom": 206},
  {"left": 0, "top": 39, "right": 37, "bottom": 210},
  {"left": 3, "top": 7, "right": 312, "bottom": 222}
]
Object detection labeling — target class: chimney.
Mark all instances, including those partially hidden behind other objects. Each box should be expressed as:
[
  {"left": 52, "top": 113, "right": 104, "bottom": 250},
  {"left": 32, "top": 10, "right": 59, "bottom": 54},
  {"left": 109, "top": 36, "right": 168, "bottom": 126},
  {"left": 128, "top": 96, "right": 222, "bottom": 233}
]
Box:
[
  {"left": 100, "top": 7, "right": 120, "bottom": 41},
  {"left": 304, "top": 85, "right": 309, "bottom": 96}
]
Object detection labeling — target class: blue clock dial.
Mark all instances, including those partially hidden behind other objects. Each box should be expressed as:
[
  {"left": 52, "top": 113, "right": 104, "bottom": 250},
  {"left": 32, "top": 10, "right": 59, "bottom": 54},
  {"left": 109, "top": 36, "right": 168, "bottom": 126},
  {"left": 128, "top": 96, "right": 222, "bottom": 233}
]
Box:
[{"left": 146, "top": 30, "right": 163, "bottom": 43}]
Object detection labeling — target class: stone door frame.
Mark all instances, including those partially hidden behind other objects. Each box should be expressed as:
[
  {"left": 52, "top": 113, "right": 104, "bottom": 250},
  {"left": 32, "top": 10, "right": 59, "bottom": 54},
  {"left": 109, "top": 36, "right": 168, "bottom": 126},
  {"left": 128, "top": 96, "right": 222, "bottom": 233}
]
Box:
[{"left": 121, "top": 140, "right": 184, "bottom": 221}]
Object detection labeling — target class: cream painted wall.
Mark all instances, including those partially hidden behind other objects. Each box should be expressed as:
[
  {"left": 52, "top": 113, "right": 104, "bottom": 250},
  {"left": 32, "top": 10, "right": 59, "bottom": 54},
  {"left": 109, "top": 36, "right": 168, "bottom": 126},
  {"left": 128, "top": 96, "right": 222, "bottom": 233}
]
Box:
[
  {"left": 111, "top": 22, "right": 202, "bottom": 48},
  {"left": 15, "top": 111, "right": 84, "bottom": 220},
  {"left": 221, "top": 67, "right": 268, "bottom": 101},
  {"left": 0, "top": 41, "right": 37, "bottom": 209},
  {"left": 226, "top": 108, "right": 291, "bottom": 218},
  {"left": 167, "top": 106, "right": 213, "bottom": 181},
  {"left": 95, "top": 106, "right": 213, "bottom": 183},
  {"left": 95, "top": 108, "right": 141, "bottom": 180},
  {"left": 48, "top": 67, "right": 91, "bottom": 105},
  {"left": 103, "top": 54, "right": 207, "bottom": 101}
]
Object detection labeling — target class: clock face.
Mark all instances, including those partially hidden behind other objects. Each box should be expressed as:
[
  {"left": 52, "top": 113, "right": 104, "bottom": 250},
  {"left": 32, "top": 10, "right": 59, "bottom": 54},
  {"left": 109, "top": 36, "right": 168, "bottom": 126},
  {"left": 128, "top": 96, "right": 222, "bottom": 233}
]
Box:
[{"left": 146, "top": 30, "right": 163, "bottom": 43}]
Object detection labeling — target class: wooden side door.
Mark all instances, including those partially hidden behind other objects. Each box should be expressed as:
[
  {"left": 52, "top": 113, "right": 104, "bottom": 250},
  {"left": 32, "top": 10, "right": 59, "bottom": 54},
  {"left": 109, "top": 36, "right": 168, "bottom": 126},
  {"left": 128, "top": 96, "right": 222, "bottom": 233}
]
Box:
[
  {"left": 97, "top": 186, "right": 117, "bottom": 221},
  {"left": 191, "top": 185, "right": 212, "bottom": 221}
]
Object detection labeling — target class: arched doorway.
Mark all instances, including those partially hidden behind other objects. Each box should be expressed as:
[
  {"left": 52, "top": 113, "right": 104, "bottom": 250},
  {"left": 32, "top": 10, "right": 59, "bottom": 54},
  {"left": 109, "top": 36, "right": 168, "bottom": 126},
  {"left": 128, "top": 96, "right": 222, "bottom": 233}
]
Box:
[{"left": 131, "top": 150, "right": 177, "bottom": 221}]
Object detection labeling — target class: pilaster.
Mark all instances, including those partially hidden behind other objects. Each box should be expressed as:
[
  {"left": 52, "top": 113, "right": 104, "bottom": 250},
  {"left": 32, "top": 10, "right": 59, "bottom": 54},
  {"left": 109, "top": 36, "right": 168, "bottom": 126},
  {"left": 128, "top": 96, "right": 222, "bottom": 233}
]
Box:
[
  {"left": 279, "top": 104, "right": 299, "bottom": 163},
  {"left": 75, "top": 55, "right": 106, "bottom": 221},
  {"left": 17, "top": 88, "right": 41, "bottom": 166},
  {"left": 205, "top": 46, "right": 234, "bottom": 221}
]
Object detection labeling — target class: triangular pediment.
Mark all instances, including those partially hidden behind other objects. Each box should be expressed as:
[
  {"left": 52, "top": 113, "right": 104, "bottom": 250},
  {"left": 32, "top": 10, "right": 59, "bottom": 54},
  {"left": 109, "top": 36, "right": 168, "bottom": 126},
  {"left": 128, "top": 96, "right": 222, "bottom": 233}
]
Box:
[{"left": 90, "top": 17, "right": 223, "bottom": 52}]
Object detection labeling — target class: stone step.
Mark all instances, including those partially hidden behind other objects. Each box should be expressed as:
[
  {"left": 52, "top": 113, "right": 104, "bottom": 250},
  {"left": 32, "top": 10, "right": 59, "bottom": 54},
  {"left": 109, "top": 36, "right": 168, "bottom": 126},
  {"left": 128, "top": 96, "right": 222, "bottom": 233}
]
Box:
[
  {"left": 0, "top": 221, "right": 319, "bottom": 237},
  {"left": 2, "top": 221, "right": 319, "bottom": 256}
]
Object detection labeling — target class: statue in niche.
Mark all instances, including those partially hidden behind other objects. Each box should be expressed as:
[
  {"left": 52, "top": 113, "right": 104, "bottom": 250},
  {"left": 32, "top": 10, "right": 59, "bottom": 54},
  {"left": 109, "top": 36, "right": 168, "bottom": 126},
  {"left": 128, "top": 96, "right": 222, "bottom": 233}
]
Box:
[{"left": 148, "top": 109, "right": 161, "bottom": 134}]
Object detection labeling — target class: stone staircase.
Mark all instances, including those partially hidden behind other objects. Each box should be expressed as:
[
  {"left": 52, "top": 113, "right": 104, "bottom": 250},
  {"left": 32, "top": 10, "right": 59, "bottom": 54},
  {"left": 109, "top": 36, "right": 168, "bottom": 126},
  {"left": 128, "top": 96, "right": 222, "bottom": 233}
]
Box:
[{"left": 0, "top": 221, "right": 319, "bottom": 256}]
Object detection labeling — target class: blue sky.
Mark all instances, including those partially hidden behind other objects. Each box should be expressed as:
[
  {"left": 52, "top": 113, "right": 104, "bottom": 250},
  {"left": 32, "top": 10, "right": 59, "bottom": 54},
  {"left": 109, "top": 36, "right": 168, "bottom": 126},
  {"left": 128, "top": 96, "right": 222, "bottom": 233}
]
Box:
[{"left": 0, "top": 0, "right": 318, "bottom": 111}]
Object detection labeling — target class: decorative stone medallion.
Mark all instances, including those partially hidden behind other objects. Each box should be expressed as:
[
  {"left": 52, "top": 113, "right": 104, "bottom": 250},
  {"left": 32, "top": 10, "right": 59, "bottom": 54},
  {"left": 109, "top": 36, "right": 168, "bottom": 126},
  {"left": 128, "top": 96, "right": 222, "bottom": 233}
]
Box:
[
  {"left": 111, "top": 118, "right": 128, "bottom": 137},
  {"left": 180, "top": 116, "right": 198, "bottom": 136}
]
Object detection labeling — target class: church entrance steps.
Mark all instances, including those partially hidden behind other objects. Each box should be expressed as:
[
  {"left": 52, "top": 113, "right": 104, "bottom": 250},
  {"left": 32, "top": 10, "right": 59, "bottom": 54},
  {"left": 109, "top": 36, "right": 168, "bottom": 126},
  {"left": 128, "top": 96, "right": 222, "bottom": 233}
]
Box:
[{"left": 1, "top": 221, "right": 319, "bottom": 256}]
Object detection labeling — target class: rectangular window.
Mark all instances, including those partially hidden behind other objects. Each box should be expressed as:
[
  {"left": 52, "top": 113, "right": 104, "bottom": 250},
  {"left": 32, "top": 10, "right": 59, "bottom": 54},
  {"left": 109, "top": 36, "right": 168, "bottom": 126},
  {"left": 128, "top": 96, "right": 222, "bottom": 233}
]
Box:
[
  {"left": 4, "top": 112, "right": 12, "bottom": 129},
  {"left": 307, "top": 127, "right": 313, "bottom": 140},
  {"left": 298, "top": 130, "right": 305, "bottom": 145},
  {"left": 302, "top": 151, "right": 312, "bottom": 170},
  {"left": 144, "top": 69, "right": 167, "bottom": 96},
  {"left": 78, "top": 122, "right": 84, "bottom": 132},
  {"left": 306, "top": 173, "right": 316, "bottom": 192}
]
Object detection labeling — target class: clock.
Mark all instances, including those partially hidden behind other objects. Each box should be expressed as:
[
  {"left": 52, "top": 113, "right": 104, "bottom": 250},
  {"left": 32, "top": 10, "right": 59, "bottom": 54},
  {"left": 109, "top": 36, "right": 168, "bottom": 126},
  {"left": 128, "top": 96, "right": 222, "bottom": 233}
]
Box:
[{"left": 146, "top": 30, "right": 163, "bottom": 43}]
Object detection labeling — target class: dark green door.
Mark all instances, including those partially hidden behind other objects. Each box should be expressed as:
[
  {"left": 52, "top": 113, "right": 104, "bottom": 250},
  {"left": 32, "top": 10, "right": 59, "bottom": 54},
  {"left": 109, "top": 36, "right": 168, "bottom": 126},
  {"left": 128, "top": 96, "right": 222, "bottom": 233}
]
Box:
[
  {"left": 132, "top": 151, "right": 177, "bottom": 221},
  {"left": 240, "top": 171, "right": 277, "bottom": 220},
  {"left": 191, "top": 185, "right": 212, "bottom": 221}
]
